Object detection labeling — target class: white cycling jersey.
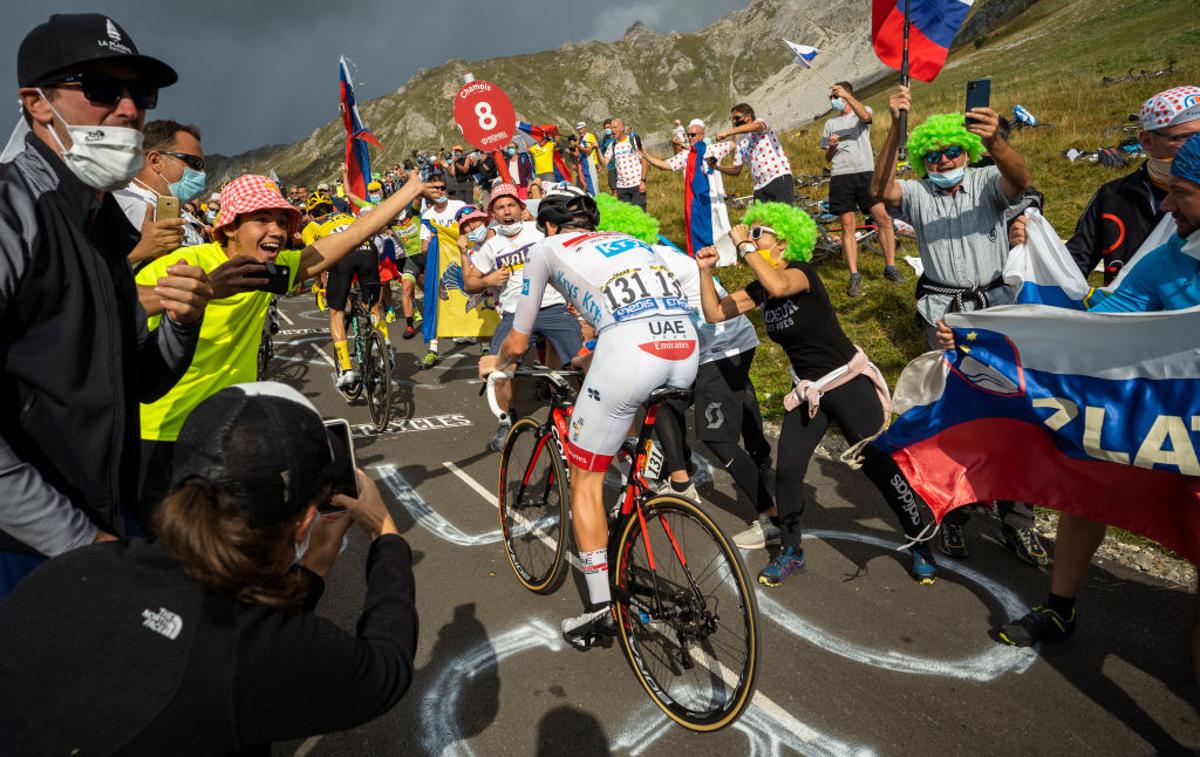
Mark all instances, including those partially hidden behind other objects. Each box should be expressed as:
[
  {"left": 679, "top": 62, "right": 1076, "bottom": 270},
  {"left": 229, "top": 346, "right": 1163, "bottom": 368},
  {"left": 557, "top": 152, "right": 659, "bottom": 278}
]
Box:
[
  {"left": 652, "top": 244, "right": 759, "bottom": 365},
  {"left": 513, "top": 231, "right": 691, "bottom": 336}
]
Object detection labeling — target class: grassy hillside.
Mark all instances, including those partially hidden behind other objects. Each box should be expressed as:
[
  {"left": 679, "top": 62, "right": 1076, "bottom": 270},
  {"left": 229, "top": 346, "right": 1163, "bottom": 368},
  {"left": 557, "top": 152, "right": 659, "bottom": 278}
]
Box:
[{"left": 655, "top": 0, "right": 1195, "bottom": 417}]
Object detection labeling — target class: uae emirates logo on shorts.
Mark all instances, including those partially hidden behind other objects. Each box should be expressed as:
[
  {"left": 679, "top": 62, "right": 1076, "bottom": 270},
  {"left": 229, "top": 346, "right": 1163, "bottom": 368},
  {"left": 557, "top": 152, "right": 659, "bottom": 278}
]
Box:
[{"left": 638, "top": 339, "right": 696, "bottom": 361}]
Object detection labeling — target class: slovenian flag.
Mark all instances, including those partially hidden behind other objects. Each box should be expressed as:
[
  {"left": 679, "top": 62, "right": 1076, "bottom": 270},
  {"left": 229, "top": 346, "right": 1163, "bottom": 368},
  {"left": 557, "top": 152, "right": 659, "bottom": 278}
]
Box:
[
  {"left": 870, "top": 300, "right": 1200, "bottom": 564},
  {"left": 682, "top": 140, "right": 731, "bottom": 258},
  {"left": 783, "top": 40, "right": 820, "bottom": 68},
  {"left": 339, "top": 56, "right": 382, "bottom": 205},
  {"left": 871, "top": 0, "right": 974, "bottom": 82}
]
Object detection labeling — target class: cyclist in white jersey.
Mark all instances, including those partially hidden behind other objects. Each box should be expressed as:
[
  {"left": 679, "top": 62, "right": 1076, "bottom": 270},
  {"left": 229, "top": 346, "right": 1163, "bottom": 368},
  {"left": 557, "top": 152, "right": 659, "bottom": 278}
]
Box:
[{"left": 490, "top": 186, "right": 699, "bottom": 645}]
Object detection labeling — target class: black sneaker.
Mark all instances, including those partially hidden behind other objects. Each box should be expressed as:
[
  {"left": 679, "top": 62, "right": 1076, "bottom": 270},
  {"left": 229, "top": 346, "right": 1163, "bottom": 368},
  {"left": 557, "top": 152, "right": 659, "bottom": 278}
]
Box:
[
  {"left": 561, "top": 605, "right": 617, "bottom": 650},
  {"left": 847, "top": 272, "right": 863, "bottom": 297},
  {"left": 884, "top": 265, "right": 906, "bottom": 283},
  {"left": 936, "top": 523, "right": 969, "bottom": 558},
  {"left": 989, "top": 605, "right": 1076, "bottom": 647},
  {"left": 1001, "top": 523, "right": 1050, "bottom": 567}
]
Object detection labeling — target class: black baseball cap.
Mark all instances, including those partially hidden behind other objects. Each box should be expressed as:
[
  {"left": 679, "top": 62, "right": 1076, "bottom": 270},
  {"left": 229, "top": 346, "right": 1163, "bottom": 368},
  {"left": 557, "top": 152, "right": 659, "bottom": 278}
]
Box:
[
  {"left": 17, "top": 14, "right": 177, "bottom": 88},
  {"left": 169, "top": 382, "right": 341, "bottom": 527}
]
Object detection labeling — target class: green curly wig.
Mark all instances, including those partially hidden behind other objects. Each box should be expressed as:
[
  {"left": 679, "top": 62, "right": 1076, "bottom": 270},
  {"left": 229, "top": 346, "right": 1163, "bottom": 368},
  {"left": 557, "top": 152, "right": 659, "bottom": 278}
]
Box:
[
  {"left": 595, "top": 193, "right": 661, "bottom": 243},
  {"left": 740, "top": 202, "right": 817, "bottom": 263},
  {"left": 905, "top": 113, "right": 985, "bottom": 178}
]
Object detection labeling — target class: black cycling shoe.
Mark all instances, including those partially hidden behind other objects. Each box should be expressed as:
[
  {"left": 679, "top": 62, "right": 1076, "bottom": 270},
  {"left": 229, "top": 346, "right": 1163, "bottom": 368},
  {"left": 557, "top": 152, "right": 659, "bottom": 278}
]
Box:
[
  {"left": 989, "top": 605, "right": 1076, "bottom": 647},
  {"left": 561, "top": 605, "right": 617, "bottom": 650},
  {"left": 1001, "top": 523, "right": 1050, "bottom": 567}
]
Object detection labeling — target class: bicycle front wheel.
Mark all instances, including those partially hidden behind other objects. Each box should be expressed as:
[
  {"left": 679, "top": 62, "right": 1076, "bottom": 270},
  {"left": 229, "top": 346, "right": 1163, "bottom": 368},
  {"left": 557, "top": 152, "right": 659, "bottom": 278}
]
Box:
[
  {"left": 613, "top": 495, "right": 759, "bottom": 732},
  {"left": 363, "top": 330, "right": 392, "bottom": 432},
  {"left": 497, "top": 418, "right": 569, "bottom": 593}
]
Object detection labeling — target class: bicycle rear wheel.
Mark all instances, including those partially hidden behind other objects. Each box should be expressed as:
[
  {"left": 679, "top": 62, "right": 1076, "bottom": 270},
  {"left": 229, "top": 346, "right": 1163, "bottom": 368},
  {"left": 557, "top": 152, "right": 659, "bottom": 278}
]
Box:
[
  {"left": 613, "top": 495, "right": 759, "bottom": 732},
  {"left": 363, "top": 330, "right": 392, "bottom": 432},
  {"left": 498, "top": 418, "right": 569, "bottom": 593}
]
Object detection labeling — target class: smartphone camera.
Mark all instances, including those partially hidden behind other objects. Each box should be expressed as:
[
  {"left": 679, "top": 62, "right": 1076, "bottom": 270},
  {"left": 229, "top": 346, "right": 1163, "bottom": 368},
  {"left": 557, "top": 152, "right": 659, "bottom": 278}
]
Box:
[
  {"left": 321, "top": 418, "right": 358, "bottom": 514},
  {"left": 259, "top": 262, "right": 291, "bottom": 295}
]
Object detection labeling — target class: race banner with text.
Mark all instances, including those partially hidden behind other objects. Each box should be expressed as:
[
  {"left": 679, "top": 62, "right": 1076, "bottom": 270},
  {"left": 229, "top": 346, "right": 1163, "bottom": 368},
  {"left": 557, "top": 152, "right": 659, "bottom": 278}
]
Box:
[
  {"left": 871, "top": 303, "right": 1200, "bottom": 563},
  {"left": 422, "top": 221, "right": 499, "bottom": 339}
]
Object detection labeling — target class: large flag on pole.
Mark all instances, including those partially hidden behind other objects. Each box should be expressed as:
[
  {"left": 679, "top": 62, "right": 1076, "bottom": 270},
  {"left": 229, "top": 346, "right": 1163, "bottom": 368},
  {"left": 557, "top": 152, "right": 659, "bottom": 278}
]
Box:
[
  {"left": 871, "top": 0, "right": 974, "bottom": 82},
  {"left": 339, "top": 56, "right": 382, "bottom": 203}
]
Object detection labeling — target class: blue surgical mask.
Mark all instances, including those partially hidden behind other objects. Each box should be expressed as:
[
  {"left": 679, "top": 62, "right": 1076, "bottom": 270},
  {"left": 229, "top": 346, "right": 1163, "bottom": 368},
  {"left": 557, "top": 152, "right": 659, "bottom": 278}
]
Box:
[
  {"left": 505, "top": 147, "right": 516, "bottom": 156},
  {"left": 368, "top": 193, "right": 383, "bottom": 203},
  {"left": 927, "top": 166, "right": 965, "bottom": 189},
  {"left": 467, "top": 225, "right": 487, "bottom": 243},
  {"left": 830, "top": 98, "right": 845, "bottom": 112},
  {"left": 168, "top": 167, "right": 207, "bottom": 202},
  {"left": 603, "top": 128, "right": 612, "bottom": 136}
]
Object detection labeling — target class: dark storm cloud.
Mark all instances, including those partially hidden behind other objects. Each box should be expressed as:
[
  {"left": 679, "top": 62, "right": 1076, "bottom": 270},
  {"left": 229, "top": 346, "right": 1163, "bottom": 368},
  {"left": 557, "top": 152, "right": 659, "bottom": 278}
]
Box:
[{"left": 3, "top": 0, "right": 746, "bottom": 154}]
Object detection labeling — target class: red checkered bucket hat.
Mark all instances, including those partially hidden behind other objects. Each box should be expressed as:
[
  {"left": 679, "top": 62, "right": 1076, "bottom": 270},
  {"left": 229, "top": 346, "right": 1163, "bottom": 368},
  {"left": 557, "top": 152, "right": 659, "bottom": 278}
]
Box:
[
  {"left": 487, "top": 183, "right": 524, "bottom": 214},
  {"left": 215, "top": 175, "right": 300, "bottom": 233}
]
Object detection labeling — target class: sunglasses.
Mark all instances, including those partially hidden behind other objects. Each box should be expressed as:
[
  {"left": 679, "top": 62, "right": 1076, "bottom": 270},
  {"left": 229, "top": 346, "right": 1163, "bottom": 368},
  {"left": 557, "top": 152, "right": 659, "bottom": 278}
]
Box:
[
  {"left": 161, "top": 151, "right": 205, "bottom": 172},
  {"left": 749, "top": 225, "right": 777, "bottom": 241},
  {"left": 686, "top": 131, "right": 702, "bottom": 138},
  {"left": 42, "top": 72, "right": 158, "bottom": 110},
  {"left": 923, "top": 145, "right": 965, "bottom": 164}
]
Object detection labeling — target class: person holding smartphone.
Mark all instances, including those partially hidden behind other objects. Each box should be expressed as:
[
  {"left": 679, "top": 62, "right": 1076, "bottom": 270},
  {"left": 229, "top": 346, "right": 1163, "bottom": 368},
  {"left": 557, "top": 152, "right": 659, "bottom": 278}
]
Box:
[
  {"left": 0, "top": 381, "right": 418, "bottom": 753},
  {"left": 871, "top": 84, "right": 1036, "bottom": 560},
  {"left": 132, "top": 171, "right": 427, "bottom": 530}
]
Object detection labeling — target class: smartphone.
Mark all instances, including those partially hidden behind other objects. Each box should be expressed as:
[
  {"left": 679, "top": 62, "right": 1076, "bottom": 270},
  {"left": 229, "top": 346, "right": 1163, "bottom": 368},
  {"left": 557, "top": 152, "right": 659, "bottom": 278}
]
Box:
[
  {"left": 156, "top": 195, "right": 180, "bottom": 220},
  {"left": 965, "top": 78, "right": 991, "bottom": 113},
  {"left": 321, "top": 418, "right": 358, "bottom": 513},
  {"left": 256, "top": 262, "right": 291, "bottom": 295}
]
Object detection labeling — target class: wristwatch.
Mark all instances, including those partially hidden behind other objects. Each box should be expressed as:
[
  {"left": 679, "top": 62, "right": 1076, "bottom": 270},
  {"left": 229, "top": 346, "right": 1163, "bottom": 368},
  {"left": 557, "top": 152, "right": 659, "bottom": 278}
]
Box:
[{"left": 737, "top": 241, "right": 757, "bottom": 259}]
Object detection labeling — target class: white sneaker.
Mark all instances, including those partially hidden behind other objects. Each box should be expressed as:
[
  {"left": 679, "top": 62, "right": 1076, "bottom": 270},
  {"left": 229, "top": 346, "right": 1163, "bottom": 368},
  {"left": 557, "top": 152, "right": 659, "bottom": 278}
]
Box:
[
  {"left": 655, "top": 479, "right": 699, "bottom": 502},
  {"left": 733, "top": 517, "right": 782, "bottom": 550},
  {"left": 336, "top": 370, "right": 359, "bottom": 389}
]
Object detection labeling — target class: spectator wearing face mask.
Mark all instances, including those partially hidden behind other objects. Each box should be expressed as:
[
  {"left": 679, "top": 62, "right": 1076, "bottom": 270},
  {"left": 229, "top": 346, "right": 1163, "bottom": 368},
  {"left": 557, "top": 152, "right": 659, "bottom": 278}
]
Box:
[
  {"left": 502, "top": 141, "right": 534, "bottom": 198},
  {"left": 0, "top": 13, "right": 213, "bottom": 595},
  {"left": 1064, "top": 85, "right": 1200, "bottom": 283},
  {"left": 873, "top": 86, "right": 1037, "bottom": 561},
  {"left": 598, "top": 118, "right": 617, "bottom": 192},
  {"left": 115, "top": 119, "right": 208, "bottom": 266},
  {"left": 601, "top": 118, "right": 648, "bottom": 209}
]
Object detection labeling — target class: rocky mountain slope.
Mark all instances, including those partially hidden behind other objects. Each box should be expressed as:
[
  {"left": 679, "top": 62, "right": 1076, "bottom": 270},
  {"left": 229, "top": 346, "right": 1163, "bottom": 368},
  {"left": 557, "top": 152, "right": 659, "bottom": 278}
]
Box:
[{"left": 206, "top": 0, "right": 1030, "bottom": 187}]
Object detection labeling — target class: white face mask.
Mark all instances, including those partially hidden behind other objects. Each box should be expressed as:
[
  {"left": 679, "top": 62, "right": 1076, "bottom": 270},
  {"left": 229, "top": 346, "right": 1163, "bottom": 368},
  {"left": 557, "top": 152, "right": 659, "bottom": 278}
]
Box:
[
  {"left": 497, "top": 220, "right": 523, "bottom": 237},
  {"left": 37, "top": 90, "right": 144, "bottom": 192},
  {"left": 289, "top": 514, "right": 317, "bottom": 569},
  {"left": 466, "top": 225, "right": 487, "bottom": 243}
]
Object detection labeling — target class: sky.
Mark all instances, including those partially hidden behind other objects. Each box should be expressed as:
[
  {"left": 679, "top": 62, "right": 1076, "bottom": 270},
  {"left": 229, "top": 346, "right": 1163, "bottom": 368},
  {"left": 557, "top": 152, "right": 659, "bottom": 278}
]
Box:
[{"left": 3, "top": 0, "right": 748, "bottom": 155}]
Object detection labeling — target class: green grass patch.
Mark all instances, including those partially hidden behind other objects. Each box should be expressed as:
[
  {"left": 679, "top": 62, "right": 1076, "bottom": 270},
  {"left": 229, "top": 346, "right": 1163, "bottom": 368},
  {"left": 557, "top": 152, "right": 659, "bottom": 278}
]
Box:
[{"left": 638, "top": 0, "right": 1192, "bottom": 418}]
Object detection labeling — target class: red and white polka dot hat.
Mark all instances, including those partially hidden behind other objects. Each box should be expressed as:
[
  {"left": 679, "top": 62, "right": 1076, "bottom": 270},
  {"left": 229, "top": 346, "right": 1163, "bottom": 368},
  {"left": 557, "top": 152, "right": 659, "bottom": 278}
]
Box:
[{"left": 1140, "top": 85, "right": 1200, "bottom": 131}]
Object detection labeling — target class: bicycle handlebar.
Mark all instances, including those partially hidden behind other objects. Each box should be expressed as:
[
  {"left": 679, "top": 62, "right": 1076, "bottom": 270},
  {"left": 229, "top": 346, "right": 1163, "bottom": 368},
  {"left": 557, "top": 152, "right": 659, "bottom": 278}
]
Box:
[{"left": 479, "top": 366, "right": 585, "bottom": 421}]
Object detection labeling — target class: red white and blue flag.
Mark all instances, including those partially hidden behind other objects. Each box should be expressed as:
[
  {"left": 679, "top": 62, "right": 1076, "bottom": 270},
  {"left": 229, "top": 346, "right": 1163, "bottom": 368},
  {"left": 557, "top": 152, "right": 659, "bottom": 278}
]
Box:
[
  {"left": 783, "top": 40, "right": 820, "bottom": 68},
  {"left": 871, "top": 0, "right": 974, "bottom": 82},
  {"left": 682, "top": 140, "right": 731, "bottom": 257},
  {"left": 871, "top": 300, "right": 1200, "bottom": 564},
  {"left": 339, "top": 56, "right": 382, "bottom": 204}
]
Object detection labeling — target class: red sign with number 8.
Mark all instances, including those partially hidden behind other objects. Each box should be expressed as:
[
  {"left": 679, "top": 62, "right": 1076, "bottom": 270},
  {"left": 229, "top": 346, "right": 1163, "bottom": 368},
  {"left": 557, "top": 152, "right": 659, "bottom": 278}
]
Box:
[{"left": 454, "top": 80, "right": 517, "bottom": 152}]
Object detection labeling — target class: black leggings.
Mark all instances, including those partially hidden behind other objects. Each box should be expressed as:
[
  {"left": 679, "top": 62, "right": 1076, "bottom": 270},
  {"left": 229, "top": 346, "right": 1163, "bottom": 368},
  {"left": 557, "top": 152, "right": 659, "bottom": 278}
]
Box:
[
  {"left": 775, "top": 375, "right": 924, "bottom": 547},
  {"left": 656, "top": 396, "right": 775, "bottom": 516}
]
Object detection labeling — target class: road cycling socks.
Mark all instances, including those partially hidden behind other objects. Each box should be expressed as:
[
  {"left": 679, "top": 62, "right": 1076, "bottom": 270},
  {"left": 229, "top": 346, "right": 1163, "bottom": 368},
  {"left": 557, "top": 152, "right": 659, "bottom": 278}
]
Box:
[
  {"left": 580, "top": 548, "right": 611, "bottom": 606},
  {"left": 374, "top": 319, "right": 391, "bottom": 345},
  {"left": 333, "top": 341, "right": 352, "bottom": 371},
  {"left": 1047, "top": 592, "right": 1075, "bottom": 616}
]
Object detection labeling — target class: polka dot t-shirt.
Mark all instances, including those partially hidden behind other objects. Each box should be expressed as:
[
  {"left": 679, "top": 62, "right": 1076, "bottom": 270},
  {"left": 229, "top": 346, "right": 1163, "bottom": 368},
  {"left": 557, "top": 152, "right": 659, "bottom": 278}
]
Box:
[{"left": 733, "top": 120, "right": 793, "bottom": 190}]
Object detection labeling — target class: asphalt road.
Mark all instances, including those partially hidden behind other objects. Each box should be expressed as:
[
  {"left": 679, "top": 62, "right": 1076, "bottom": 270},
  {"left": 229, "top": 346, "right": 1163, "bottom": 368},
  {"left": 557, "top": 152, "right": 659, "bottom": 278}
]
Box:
[{"left": 267, "top": 293, "right": 1199, "bottom": 756}]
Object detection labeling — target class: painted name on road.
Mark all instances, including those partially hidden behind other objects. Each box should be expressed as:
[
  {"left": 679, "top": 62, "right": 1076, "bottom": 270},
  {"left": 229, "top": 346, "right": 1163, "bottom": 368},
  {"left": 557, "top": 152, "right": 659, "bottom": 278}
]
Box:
[{"left": 351, "top": 413, "right": 472, "bottom": 438}]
